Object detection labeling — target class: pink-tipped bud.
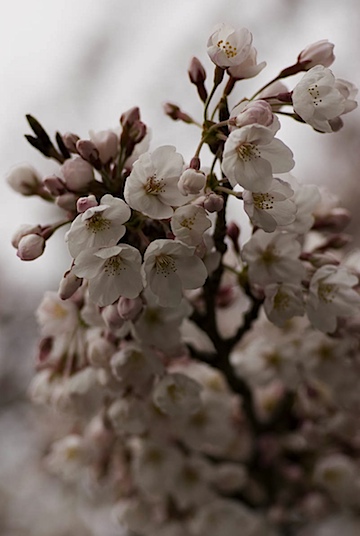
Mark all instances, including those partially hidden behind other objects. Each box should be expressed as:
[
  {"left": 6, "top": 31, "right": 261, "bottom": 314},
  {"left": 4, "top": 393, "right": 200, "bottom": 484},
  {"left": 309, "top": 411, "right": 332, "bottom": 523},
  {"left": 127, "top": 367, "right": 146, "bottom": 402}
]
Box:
[
  {"left": 102, "top": 304, "right": 125, "bottom": 331},
  {"left": 227, "top": 221, "right": 241, "bottom": 253},
  {"left": 61, "top": 157, "right": 94, "bottom": 192},
  {"left": 62, "top": 132, "right": 80, "bottom": 153},
  {"left": 43, "top": 175, "right": 67, "bottom": 196},
  {"left": 76, "top": 195, "right": 98, "bottom": 213},
  {"left": 233, "top": 100, "right": 274, "bottom": 128},
  {"left": 11, "top": 224, "right": 42, "bottom": 248},
  {"left": 203, "top": 192, "right": 224, "bottom": 213},
  {"left": 189, "top": 156, "right": 201, "bottom": 170},
  {"left": 89, "top": 130, "right": 119, "bottom": 164},
  {"left": 178, "top": 169, "right": 206, "bottom": 196},
  {"left": 7, "top": 164, "right": 42, "bottom": 196},
  {"left": 17, "top": 234, "right": 45, "bottom": 261},
  {"left": 298, "top": 39, "right": 335, "bottom": 70},
  {"left": 313, "top": 208, "right": 351, "bottom": 232},
  {"left": 58, "top": 270, "right": 82, "bottom": 300},
  {"left": 117, "top": 296, "right": 143, "bottom": 321}
]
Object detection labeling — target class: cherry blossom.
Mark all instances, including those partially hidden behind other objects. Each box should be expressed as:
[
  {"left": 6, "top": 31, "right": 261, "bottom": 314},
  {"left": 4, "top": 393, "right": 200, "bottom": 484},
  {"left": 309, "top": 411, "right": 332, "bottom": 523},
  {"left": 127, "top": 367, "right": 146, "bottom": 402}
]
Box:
[
  {"left": 242, "top": 230, "right": 305, "bottom": 286},
  {"left": 207, "top": 24, "right": 252, "bottom": 69},
  {"left": 264, "top": 282, "right": 305, "bottom": 326},
  {"left": 170, "top": 205, "right": 211, "bottom": 246},
  {"left": 228, "top": 45, "right": 266, "bottom": 79},
  {"left": 65, "top": 194, "right": 131, "bottom": 258},
  {"left": 73, "top": 244, "right": 143, "bottom": 306},
  {"left": 152, "top": 373, "right": 203, "bottom": 417},
  {"left": 242, "top": 177, "right": 296, "bottom": 232},
  {"left": 124, "top": 145, "right": 188, "bottom": 219},
  {"left": 306, "top": 264, "right": 360, "bottom": 333},
  {"left": 142, "top": 239, "right": 208, "bottom": 307},
  {"left": 222, "top": 123, "right": 294, "bottom": 191}
]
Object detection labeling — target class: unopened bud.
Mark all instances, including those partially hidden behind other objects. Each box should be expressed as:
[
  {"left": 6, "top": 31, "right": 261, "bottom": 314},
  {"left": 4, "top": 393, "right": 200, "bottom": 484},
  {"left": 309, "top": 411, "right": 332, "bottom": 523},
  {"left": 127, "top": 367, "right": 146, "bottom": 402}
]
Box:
[
  {"left": 117, "top": 296, "right": 143, "bottom": 321},
  {"left": 322, "top": 233, "right": 352, "bottom": 250},
  {"left": 17, "top": 234, "right": 45, "bottom": 261},
  {"left": 188, "top": 57, "right": 207, "bottom": 103},
  {"left": 58, "top": 270, "right": 82, "bottom": 300},
  {"left": 89, "top": 130, "right": 119, "bottom": 164},
  {"left": 7, "top": 164, "right": 42, "bottom": 196},
  {"left": 233, "top": 100, "right": 274, "bottom": 128},
  {"left": 61, "top": 156, "right": 95, "bottom": 192},
  {"left": 12, "top": 224, "right": 42, "bottom": 248},
  {"left": 76, "top": 195, "right": 98, "bottom": 213},
  {"left": 120, "top": 106, "right": 140, "bottom": 127},
  {"left": 298, "top": 39, "right": 335, "bottom": 70},
  {"left": 43, "top": 175, "right": 67, "bottom": 196},
  {"left": 76, "top": 140, "right": 101, "bottom": 168},
  {"left": 102, "top": 304, "right": 125, "bottom": 331},
  {"left": 227, "top": 221, "right": 240, "bottom": 253},
  {"left": 178, "top": 168, "right": 206, "bottom": 195},
  {"left": 62, "top": 132, "right": 80, "bottom": 153},
  {"left": 203, "top": 192, "right": 224, "bottom": 212},
  {"left": 163, "top": 103, "right": 193, "bottom": 124},
  {"left": 55, "top": 192, "right": 78, "bottom": 212},
  {"left": 313, "top": 208, "right": 351, "bottom": 232},
  {"left": 189, "top": 156, "right": 201, "bottom": 170}
]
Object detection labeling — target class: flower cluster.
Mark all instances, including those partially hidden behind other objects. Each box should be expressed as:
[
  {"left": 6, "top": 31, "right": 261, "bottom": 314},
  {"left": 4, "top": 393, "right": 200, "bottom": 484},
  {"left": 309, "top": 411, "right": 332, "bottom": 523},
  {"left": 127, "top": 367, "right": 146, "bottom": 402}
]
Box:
[{"left": 9, "top": 23, "right": 360, "bottom": 536}]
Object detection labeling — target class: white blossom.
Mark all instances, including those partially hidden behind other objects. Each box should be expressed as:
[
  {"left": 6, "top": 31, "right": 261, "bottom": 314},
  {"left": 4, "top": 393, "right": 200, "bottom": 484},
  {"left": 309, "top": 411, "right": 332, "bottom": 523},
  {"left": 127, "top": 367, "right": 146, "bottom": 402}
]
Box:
[
  {"left": 124, "top": 145, "right": 188, "bottom": 219},
  {"left": 277, "top": 174, "right": 321, "bottom": 234},
  {"left": 292, "top": 66, "right": 347, "bottom": 133},
  {"left": 264, "top": 282, "right": 305, "bottom": 326},
  {"left": 306, "top": 264, "right": 360, "bottom": 333},
  {"left": 222, "top": 123, "right": 294, "bottom": 192},
  {"left": 228, "top": 45, "right": 266, "bottom": 79},
  {"left": 207, "top": 24, "right": 252, "bottom": 68},
  {"left": 243, "top": 177, "right": 296, "bottom": 232},
  {"left": 142, "top": 239, "right": 208, "bottom": 307},
  {"left": 73, "top": 244, "right": 143, "bottom": 306},
  {"left": 242, "top": 230, "right": 305, "bottom": 286},
  {"left": 65, "top": 194, "right": 131, "bottom": 259},
  {"left": 171, "top": 205, "right": 211, "bottom": 246}
]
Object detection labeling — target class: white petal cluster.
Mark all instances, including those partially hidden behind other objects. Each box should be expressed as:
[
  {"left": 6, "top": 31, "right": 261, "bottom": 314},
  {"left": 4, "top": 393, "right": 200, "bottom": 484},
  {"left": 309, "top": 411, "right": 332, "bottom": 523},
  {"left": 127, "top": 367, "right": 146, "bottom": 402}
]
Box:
[
  {"left": 207, "top": 24, "right": 252, "bottom": 68},
  {"left": 171, "top": 205, "right": 211, "bottom": 246},
  {"left": 152, "top": 372, "right": 203, "bottom": 417}
]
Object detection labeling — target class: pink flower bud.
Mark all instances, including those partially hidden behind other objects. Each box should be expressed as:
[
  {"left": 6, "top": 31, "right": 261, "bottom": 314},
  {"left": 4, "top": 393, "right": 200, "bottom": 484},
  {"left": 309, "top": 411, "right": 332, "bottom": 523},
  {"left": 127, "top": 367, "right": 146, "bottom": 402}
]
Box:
[
  {"left": 117, "top": 296, "right": 143, "bottom": 321},
  {"left": 178, "top": 169, "right": 206, "bottom": 195},
  {"left": 89, "top": 130, "right": 119, "bottom": 164},
  {"left": 203, "top": 192, "right": 224, "bottom": 212},
  {"left": 58, "top": 270, "right": 82, "bottom": 300},
  {"left": 102, "top": 304, "right": 125, "bottom": 331},
  {"left": 61, "top": 156, "right": 95, "bottom": 192},
  {"left": 12, "top": 224, "right": 42, "bottom": 248},
  {"left": 233, "top": 100, "right": 274, "bottom": 128},
  {"left": 226, "top": 221, "right": 240, "bottom": 253},
  {"left": 298, "top": 39, "right": 335, "bottom": 69},
  {"left": 163, "top": 103, "right": 193, "bottom": 123},
  {"left": 17, "top": 234, "right": 45, "bottom": 261},
  {"left": 313, "top": 207, "right": 351, "bottom": 232},
  {"left": 76, "top": 195, "right": 98, "bottom": 213},
  {"left": 62, "top": 132, "right": 80, "bottom": 153},
  {"left": 120, "top": 106, "right": 140, "bottom": 127},
  {"left": 7, "top": 164, "right": 42, "bottom": 196},
  {"left": 43, "top": 175, "right": 67, "bottom": 196}
]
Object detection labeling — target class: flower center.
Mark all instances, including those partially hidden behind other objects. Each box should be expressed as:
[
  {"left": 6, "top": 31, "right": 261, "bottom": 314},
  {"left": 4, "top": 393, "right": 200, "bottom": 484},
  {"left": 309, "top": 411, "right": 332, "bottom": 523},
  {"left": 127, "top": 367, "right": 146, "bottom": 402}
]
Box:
[
  {"left": 180, "top": 216, "right": 196, "bottom": 230},
  {"left": 144, "top": 174, "right": 165, "bottom": 195},
  {"left": 253, "top": 192, "right": 275, "bottom": 210},
  {"left": 104, "top": 255, "right": 124, "bottom": 276},
  {"left": 236, "top": 142, "right": 261, "bottom": 162},
  {"left": 261, "top": 247, "right": 277, "bottom": 266},
  {"left": 155, "top": 254, "right": 177, "bottom": 276},
  {"left": 318, "top": 282, "right": 337, "bottom": 303},
  {"left": 86, "top": 213, "right": 111, "bottom": 233},
  {"left": 217, "top": 39, "right": 237, "bottom": 59},
  {"left": 308, "top": 84, "right": 323, "bottom": 106},
  {"left": 273, "top": 290, "right": 290, "bottom": 311}
]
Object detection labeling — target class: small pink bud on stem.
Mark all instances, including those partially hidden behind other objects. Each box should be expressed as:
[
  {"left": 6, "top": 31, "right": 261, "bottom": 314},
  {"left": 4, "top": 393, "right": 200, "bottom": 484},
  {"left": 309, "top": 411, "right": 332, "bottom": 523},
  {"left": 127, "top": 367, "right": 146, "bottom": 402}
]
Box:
[
  {"left": 62, "top": 132, "right": 80, "bottom": 153},
  {"left": 227, "top": 221, "right": 241, "bottom": 253},
  {"left": 76, "top": 140, "right": 102, "bottom": 169},
  {"left": 17, "top": 234, "right": 46, "bottom": 261},
  {"left": 58, "top": 269, "right": 83, "bottom": 300},
  {"left": 163, "top": 103, "right": 194, "bottom": 124},
  {"left": 188, "top": 57, "right": 208, "bottom": 103}
]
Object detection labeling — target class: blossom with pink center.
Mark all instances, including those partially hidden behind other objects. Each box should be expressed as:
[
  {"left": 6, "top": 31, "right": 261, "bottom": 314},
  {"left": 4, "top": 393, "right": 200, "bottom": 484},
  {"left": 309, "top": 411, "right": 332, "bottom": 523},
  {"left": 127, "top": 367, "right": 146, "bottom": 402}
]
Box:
[
  {"left": 306, "top": 264, "right": 360, "bottom": 333},
  {"left": 207, "top": 24, "right": 252, "bottom": 69},
  {"left": 242, "top": 177, "right": 296, "bottom": 232},
  {"left": 222, "top": 124, "right": 294, "bottom": 192},
  {"left": 124, "top": 145, "right": 188, "bottom": 219},
  {"left": 65, "top": 194, "right": 131, "bottom": 258},
  {"left": 142, "top": 239, "right": 208, "bottom": 307},
  {"left": 73, "top": 244, "right": 143, "bottom": 306}
]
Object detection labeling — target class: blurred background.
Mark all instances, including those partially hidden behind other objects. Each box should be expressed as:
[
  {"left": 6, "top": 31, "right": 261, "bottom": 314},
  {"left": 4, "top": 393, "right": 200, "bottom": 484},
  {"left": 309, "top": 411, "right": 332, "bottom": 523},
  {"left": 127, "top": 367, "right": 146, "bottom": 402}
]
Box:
[{"left": 1, "top": 0, "right": 359, "bottom": 534}]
